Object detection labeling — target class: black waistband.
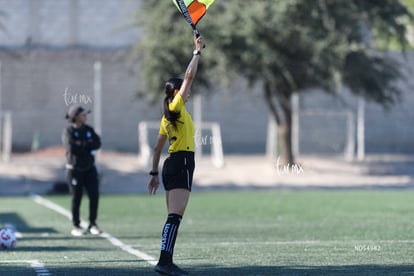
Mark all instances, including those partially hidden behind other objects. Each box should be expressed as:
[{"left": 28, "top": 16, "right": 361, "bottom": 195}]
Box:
[{"left": 170, "top": 151, "right": 194, "bottom": 158}]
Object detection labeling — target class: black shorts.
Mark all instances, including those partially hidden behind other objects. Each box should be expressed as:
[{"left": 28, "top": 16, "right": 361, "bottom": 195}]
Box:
[{"left": 162, "top": 151, "right": 195, "bottom": 191}]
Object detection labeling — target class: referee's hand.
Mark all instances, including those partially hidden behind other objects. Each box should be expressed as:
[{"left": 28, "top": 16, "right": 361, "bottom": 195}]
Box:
[{"left": 148, "top": 176, "right": 159, "bottom": 195}]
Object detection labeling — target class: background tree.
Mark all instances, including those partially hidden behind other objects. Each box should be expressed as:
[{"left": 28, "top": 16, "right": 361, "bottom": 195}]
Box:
[
  {"left": 133, "top": 1, "right": 214, "bottom": 103},
  {"left": 207, "top": 0, "right": 413, "bottom": 164},
  {"left": 134, "top": 0, "right": 413, "bottom": 164}
]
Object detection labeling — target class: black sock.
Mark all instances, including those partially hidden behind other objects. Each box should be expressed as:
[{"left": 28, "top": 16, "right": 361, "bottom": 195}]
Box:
[{"left": 158, "top": 213, "right": 182, "bottom": 265}]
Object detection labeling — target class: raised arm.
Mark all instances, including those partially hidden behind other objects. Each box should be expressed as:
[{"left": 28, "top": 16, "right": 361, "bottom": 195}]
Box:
[{"left": 178, "top": 32, "right": 205, "bottom": 100}]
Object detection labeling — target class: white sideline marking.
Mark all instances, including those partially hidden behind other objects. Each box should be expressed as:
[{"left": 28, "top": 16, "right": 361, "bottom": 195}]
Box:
[
  {"left": 30, "top": 194, "right": 157, "bottom": 266},
  {"left": 0, "top": 260, "right": 52, "bottom": 275}
]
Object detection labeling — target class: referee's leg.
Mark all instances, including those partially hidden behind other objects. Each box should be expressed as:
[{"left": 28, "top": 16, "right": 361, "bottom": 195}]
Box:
[{"left": 166, "top": 189, "right": 190, "bottom": 215}]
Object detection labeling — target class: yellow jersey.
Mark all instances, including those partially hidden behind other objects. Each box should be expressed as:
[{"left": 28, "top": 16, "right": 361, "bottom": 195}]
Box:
[{"left": 159, "top": 94, "right": 195, "bottom": 153}]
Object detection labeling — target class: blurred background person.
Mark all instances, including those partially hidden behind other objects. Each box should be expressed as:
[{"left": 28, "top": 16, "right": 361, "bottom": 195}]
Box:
[{"left": 62, "top": 105, "right": 102, "bottom": 236}]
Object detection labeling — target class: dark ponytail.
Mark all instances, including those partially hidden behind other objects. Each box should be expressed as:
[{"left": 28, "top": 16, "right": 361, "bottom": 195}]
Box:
[{"left": 163, "top": 77, "right": 183, "bottom": 129}]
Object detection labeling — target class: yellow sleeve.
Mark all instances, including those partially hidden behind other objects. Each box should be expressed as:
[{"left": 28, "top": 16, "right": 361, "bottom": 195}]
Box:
[
  {"left": 169, "top": 93, "right": 184, "bottom": 113},
  {"left": 159, "top": 117, "right": 167, "bottom": 136}
]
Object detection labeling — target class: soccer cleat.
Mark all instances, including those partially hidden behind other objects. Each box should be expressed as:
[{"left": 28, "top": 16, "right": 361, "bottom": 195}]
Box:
[
  {"left": 171, "top": 263, "right": 189, "bottom": 275},
  {"left": 71, "top": 226, "right": 85, "bottom": 237},
  {"left": 88, "top": 224, "right": 102, "bottom": 235},
  {"left": 155, "top": 263, "right": 188, "bottom": 276}
]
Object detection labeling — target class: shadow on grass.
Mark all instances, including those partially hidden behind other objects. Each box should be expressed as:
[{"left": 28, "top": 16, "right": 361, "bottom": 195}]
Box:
[
  {"left": 191, "top": 264, "right": 414, "bottom": 275},
  {"left": 0, "top": 212, "right": 57, "bottom": 233},
  {"left": 0, "top": 266, "right": 154, "bottom": 276},
  {"left": 2, "top": 264, "right": 414, "bottom": 275},
  {"left": 11, "top": 245, "right": 111, "bottom": 252}
]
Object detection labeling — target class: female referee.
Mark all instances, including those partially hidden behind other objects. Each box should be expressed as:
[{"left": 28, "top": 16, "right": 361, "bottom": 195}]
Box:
[{"left": 148, "top": 32, "right": 204, "bottom": 276}]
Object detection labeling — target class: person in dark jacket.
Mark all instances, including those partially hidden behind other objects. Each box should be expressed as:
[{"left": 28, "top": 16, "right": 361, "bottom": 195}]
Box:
[{"left": 62, "top": 105, "right": 102, "bottom": 236}]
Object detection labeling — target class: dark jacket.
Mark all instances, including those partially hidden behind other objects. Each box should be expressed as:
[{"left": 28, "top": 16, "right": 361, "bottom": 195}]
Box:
[{"left": 62, "top": 124, "right": 101, "bottom": 171}]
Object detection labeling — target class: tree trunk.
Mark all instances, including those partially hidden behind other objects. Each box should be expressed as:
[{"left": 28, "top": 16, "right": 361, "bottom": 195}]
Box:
[
  {"left": 264, "top": 82, "right": 295, "bottom": 165},
  {"left": 278, "top": 103, "right": 294, "bottom": 165}
]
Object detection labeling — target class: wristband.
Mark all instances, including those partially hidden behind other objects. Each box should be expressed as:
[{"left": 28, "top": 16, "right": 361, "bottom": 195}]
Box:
[{"left": 149, "top": 171, "right": 158, "bottom": 176}]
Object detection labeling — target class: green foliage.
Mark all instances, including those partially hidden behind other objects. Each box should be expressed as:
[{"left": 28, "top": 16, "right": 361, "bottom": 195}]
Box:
[
  {"left": 133, "top": 1, "right": 189, "bottom": 102},
  {"left": 210, "top": 0, "right": 412, "bottom": 105},
  {"left": 343, "top": 50, "right": 402, "bottom": 107},
  {"left": 133, "top": 1, "right": 213, "bottom": 102},
  {"left": 373, "top": 0, "right": 414, "bottom": 50},
  {"left": 133, "top": 0, "right": 413, "bottom": 107}
]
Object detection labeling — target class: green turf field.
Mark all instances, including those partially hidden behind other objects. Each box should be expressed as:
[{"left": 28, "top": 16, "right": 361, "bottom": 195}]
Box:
[{"left": 1, "top": 190, "right": 414, "bottom": 275}]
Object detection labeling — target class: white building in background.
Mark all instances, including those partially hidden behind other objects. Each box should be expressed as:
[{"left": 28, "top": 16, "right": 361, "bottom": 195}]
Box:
[
  {"left": 0, "top": 0, "right": 413, "bottom": 155},
  {"left": 0, "top": 0, "right": 140, "bottom": 48}
]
